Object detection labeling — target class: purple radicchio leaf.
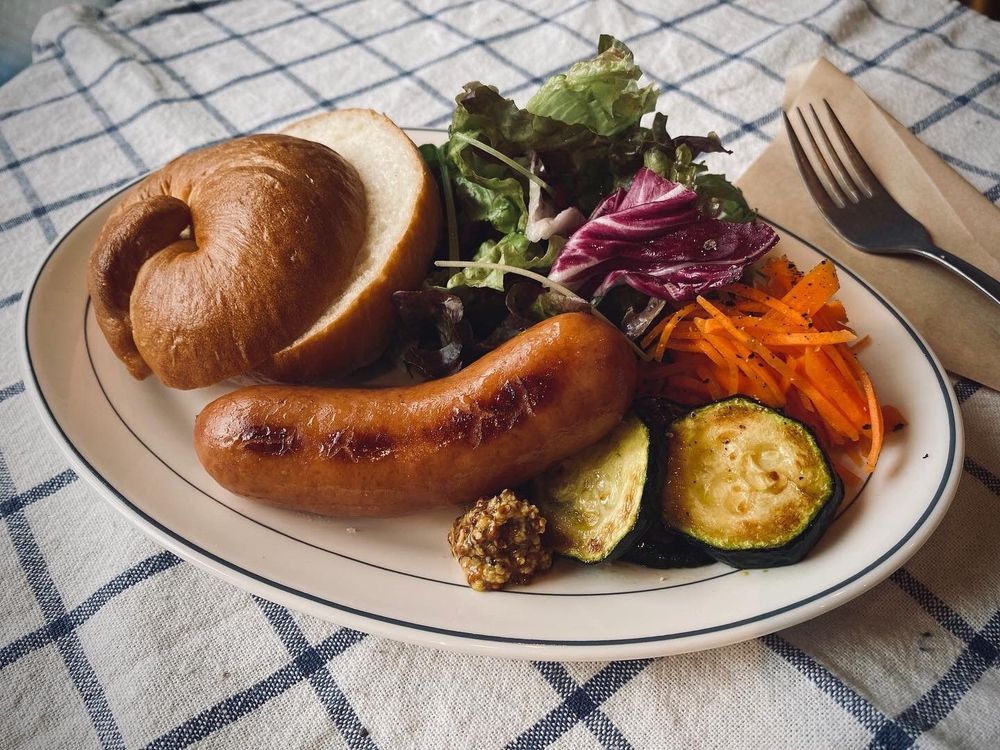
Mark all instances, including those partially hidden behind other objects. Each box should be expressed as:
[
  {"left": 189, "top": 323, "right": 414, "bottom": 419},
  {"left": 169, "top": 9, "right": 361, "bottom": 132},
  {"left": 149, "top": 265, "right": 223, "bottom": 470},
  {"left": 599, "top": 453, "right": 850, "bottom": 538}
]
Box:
[{"left": 548, "top": 168, "right": 778, "bottom": 304}]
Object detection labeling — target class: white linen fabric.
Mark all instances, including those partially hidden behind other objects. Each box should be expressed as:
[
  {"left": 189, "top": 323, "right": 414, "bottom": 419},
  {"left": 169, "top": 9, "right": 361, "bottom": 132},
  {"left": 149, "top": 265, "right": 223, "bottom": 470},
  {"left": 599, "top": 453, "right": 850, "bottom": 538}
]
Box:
[{"left": 1, "top": 1, "right": 998, "bottom": 748}]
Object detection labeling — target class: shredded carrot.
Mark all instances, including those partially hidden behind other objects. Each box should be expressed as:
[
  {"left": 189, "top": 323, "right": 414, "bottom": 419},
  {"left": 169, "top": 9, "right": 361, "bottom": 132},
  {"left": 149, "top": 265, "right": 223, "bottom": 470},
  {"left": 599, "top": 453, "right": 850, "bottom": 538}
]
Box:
[
  {"left": 733, "top": 300, "right": 772, "bottom": 315},
  {"left": 818, "top": 300, "right": 848, "bottom": 324},
  {"left": 859, "top": 369, "right": 884, "bottom": 471},
  {"left": 699, "top": 319, "right": 784, "bottom": 407},
  {"left": 829, "top": 345, "right": 866, "bottom": 401},
  {"left": 697, "top": 337, "right": 738, "bottom": 395},
  {"left": 643, "top": 302, "right": 698, "bottom": 359},
  {"left": 724, "top": 283, "right": 811, "bottom": 326},
  {"left": 760, "top": 330, "right": 856, "bottom": 346},
  {"left": 640, "top": 257, "right": 897, "bottom": 474},
  {"left": 694, "top": 339, "right": 726, "bottom": 371},
  {"left": 760, "top": 255, "right": 803, "bottom": 297},
  {"left": 663, "top": 340, "right": 706, "bottom": 353},
  {"left": 665, "top": 374, "right": 716, "bottom": 398},
  {"left": 799, "top": 350, "right": 868, "bottom": 430},
  {"left": 776, "top": 259, "right": 840, "bottom": 317}
]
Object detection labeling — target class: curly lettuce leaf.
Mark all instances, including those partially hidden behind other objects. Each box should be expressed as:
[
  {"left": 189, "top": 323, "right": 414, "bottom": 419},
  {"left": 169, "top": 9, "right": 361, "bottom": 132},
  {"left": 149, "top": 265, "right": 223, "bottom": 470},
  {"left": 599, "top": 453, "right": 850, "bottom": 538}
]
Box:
[
  {"left": 447, "top": 232, "right": 563, "bottom": 291},
  {"left": 452, "top": 172, "right": 526, "bottom": 235},
  {"left": 448, "top": 83, "right": 614, "bottom": 204},
  {"left": 525, "top": 35, "right": 657, "bottom": 136}
]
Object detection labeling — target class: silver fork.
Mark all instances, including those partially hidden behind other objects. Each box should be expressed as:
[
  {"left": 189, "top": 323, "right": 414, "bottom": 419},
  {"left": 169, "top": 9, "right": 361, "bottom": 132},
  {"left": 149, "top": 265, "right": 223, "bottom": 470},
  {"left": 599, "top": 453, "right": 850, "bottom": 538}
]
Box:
[{"left": 783, "top": 100, "right": 1000, "bottom": 308}]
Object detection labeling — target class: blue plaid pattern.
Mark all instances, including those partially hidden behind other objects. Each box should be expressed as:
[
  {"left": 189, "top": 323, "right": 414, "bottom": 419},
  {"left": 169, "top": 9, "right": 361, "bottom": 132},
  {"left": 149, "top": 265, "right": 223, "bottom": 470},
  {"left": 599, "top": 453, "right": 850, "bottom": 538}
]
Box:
[{"left": 1, "top": 1, "right": 999, "bottom": 747}]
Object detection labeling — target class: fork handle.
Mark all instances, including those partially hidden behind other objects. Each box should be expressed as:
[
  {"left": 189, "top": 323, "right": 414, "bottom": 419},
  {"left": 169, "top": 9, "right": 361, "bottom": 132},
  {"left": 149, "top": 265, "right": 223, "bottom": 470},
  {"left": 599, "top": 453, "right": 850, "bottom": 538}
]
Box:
[{"left": 911, "top": 243, "right": 1000, "bottom": 308}]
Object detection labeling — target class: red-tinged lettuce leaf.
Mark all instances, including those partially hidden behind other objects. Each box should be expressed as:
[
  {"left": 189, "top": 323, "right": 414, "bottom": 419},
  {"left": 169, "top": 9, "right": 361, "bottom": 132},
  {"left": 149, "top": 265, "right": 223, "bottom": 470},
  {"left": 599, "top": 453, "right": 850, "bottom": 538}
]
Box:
[
  {"left": 549, "top": 168, "right": 778, "bottom": 303},
  {"left": 392, "top": 289, "right": 469, "bottom": 378},
  {"left": 392, "top": 283, "right": 591, "bottom": 379}
]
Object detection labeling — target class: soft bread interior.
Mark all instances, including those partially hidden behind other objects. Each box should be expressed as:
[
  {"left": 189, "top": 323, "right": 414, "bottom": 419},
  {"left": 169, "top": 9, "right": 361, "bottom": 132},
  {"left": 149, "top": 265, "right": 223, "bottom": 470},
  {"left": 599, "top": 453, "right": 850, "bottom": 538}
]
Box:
[{"left": 280, "top": 110, "right": 425, "bottom": 347}]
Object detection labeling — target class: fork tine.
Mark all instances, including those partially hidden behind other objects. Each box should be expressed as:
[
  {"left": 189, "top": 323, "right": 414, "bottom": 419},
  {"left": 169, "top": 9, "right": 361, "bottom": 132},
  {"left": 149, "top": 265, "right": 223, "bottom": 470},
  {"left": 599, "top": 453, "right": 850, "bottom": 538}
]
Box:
[
  {"left": 795, "top": 107, "right": 850, "bottom": 207},
  {"left": 808, "top": 103, "right": 864, "bottom": 201},
  {"left": 822, "top": 99, "right": 887, "bottom": 198},
  {"left": 783, "top": 110, "right": 843, "bottom": 218}
]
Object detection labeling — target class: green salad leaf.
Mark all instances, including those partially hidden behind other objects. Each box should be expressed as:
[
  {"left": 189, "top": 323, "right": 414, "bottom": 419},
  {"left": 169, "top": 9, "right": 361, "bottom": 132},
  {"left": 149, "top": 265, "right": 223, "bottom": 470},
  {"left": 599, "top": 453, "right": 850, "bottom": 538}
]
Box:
[
  {"left": 447, "top": 83, "right": 613, "bottom": 209},
  {"left": 431, "top": 35, "right": 756, "bottom": 292},
  {"left": 525, "top": 35, "right": 657, "bottom": 136},
  {"left": 694, "top": 173, "right": 755, "bottom": 222},
  {"left": 447, "top": 233, "right": 563, "bottom": 291},
  {"left": 452, "top": 172, "right": 526, "bottom": 235}
]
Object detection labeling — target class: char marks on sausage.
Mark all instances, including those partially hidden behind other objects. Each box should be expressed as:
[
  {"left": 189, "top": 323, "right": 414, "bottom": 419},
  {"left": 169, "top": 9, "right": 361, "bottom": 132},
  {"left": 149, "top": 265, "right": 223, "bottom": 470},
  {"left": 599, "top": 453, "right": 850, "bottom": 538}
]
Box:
[
  {"left": 319, "top": 430, "right": 396, "bottom": 462},
  {"left": 241, "top": 372, "right": 558, "bottom": 461},
  {"left": 240, "top": 425, "right": 301, "bottom": 456},
  {"left": 433, "top": 373, "right": 557, "bottom": 449}
]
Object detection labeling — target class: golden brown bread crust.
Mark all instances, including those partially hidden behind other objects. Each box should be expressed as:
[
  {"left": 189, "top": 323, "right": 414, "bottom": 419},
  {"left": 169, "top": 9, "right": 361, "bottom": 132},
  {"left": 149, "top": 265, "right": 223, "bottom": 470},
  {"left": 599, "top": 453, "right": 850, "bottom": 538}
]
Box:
[
  {"left": 263, "top": 110, "right": 441, "bottom": 381},
  {"left": 194, "top": 313, "right": 638, "bottom": 517},
  {"left": 87, "top": 134, "right": 367, "bottom": 389}
]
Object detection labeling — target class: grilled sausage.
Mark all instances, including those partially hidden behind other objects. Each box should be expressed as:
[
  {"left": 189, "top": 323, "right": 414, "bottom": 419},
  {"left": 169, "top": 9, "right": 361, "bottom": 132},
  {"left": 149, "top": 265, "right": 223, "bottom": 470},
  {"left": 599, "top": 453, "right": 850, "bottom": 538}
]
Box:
[{"left": 194, "top": 313, "right": 637, "bottom": 517}]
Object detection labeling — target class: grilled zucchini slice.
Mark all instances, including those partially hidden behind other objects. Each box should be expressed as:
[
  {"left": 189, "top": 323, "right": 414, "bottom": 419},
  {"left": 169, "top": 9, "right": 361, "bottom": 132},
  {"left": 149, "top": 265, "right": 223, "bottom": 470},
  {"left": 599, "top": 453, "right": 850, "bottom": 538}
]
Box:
[
  {"left": 662, "top": 397, "right": 842, "bottom": 568},
  {"left": 620, "top": 523, "right": 714, "bottom": 569},
  {"left": 528, "top": 413, "right": 658, "bottom": 563}
]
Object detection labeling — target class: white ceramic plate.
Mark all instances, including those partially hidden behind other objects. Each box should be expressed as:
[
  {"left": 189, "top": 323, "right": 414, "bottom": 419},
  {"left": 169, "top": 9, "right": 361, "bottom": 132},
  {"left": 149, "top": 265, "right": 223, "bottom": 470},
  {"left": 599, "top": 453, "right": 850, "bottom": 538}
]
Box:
[{"left": 19, "top": 129, "right": 963, "bottom": 661}]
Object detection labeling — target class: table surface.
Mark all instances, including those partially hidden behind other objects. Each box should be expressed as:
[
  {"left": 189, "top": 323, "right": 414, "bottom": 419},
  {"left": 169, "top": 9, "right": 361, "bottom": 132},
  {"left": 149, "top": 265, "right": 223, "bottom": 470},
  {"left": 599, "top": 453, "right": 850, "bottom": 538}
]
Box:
[{"left": 2, "top": 1, "right": 999, "bottom": 748}]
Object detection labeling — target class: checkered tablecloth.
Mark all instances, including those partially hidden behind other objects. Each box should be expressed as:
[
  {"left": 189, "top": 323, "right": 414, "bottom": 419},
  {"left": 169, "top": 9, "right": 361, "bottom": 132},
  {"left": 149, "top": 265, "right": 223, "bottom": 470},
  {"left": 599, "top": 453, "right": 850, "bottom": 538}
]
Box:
[{"left": 2, "top": 1, "right": 999, "bottom": 748}]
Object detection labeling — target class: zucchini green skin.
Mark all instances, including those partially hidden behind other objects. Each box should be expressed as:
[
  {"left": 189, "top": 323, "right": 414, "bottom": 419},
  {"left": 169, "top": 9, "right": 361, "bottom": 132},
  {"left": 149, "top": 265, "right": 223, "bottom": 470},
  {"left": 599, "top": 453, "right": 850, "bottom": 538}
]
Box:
[
  {"left": 662, "top": 396, "right": 843, "bottom": 569},
  {"left": 528, "top": 413, "right": 661, "bottom": 564},
  {"left": 620, "top": 524, "right": 714, "bottom": 569}
]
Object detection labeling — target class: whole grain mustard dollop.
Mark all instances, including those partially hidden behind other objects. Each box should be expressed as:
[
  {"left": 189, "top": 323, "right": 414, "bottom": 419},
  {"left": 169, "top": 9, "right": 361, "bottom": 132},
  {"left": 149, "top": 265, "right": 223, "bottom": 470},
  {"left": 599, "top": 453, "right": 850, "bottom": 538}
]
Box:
[{"left": 448, "top": 490, "right": 552, "bottom": 591}]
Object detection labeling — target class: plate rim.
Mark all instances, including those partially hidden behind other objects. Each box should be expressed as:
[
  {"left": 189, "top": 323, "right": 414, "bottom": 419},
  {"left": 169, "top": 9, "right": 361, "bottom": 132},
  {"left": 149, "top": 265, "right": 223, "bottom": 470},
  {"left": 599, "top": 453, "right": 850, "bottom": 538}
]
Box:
[{"left": 17, "top": 148, "right": 965, "bottom": 660}]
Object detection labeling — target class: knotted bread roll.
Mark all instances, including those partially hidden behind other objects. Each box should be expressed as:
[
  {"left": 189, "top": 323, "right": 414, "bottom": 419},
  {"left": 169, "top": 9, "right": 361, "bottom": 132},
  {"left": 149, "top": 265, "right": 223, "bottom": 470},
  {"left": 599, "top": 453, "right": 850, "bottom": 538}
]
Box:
[{"left": 88, "top": 134, "right": 367, "bottom": 389}]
